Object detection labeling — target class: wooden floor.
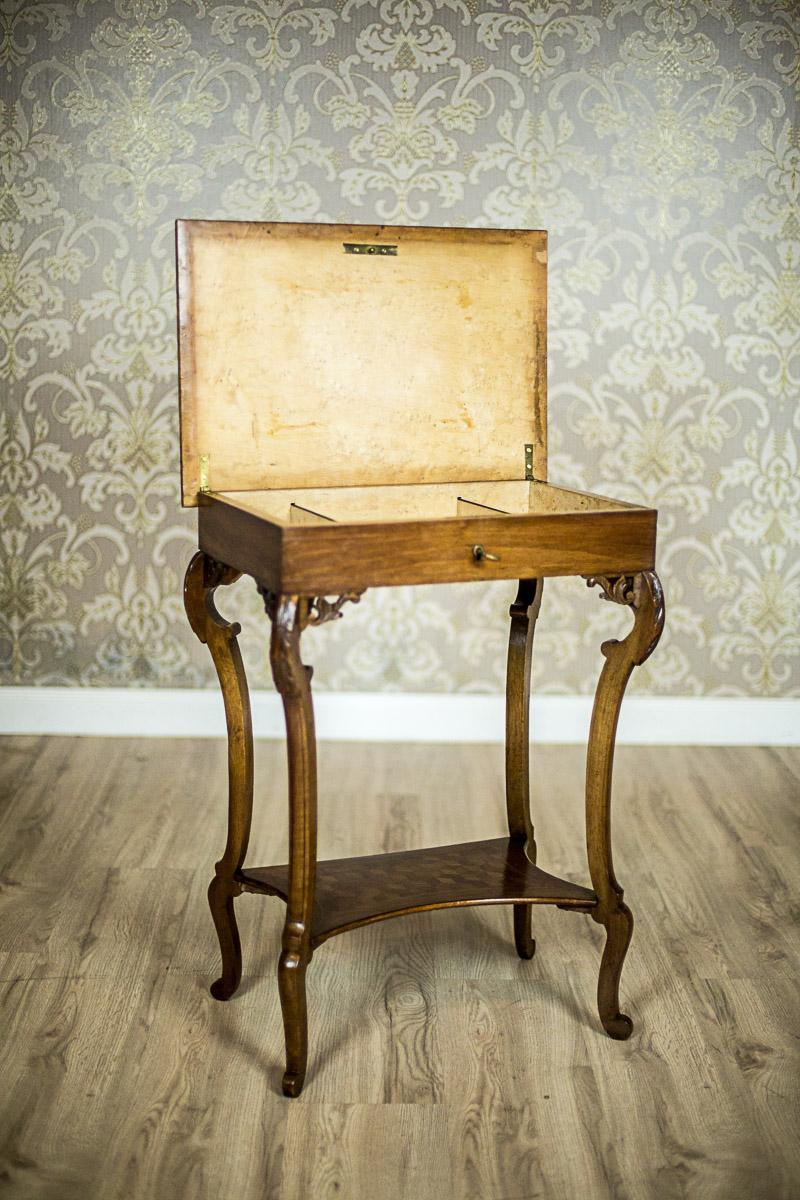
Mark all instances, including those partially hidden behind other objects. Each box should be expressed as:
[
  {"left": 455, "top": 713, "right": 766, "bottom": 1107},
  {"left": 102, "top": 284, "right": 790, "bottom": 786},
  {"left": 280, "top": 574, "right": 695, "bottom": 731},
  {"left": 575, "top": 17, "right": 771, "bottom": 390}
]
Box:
[{"left": 0, "top": 737, "right": 798, "bottom": 1200}]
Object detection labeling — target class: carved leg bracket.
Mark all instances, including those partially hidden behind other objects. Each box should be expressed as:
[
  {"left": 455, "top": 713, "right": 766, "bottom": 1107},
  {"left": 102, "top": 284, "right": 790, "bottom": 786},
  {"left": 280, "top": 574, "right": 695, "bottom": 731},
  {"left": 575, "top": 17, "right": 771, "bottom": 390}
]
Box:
[
  {"left": 584, "top": 570, "right": 665, "bottom": 1038},
  {"left": 506, "top": 578, "right": 544, "bottom": 960},
  {"left": 184, "top": 552, "right": 254, "bottom": 1003}
]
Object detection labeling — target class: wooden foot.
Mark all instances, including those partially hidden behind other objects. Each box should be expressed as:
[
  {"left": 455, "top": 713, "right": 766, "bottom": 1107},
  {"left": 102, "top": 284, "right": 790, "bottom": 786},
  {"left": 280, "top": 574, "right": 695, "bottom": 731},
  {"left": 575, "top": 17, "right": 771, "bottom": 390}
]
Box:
[
  {"left": 585, "top": 571, "right": 664, "bottom": 1039},
  {"left": 598, "top": 903, "right": 634, "bottom": 1039},
  {"left": 184, "top": 552, "right": 253, "bottom": 1003},
  {"left": 278, "top": 947, "right": 310, "bottom": 1097},
  {"left": 505, "top": 578, "right": 543, "bottom": 960},
  {"left": 208, "top": 874, "right": 243, "bottom": 1001}
]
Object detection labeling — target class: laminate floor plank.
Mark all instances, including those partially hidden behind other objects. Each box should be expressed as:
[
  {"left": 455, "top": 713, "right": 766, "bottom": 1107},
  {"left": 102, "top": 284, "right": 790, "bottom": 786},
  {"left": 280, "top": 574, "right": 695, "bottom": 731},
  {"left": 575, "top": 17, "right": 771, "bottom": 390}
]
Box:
[
  {"left": 0, "top": 737, "right": 97, "bottom": 876},
  {"left": 282, "top": 1102, "right": 452, "bottom": 1200},
  {"left": 0, "top": 736, "right": 797, "bottom": 1200},
  {"left": 99, "top": 971, "right": 288, "bottom": 1200}
]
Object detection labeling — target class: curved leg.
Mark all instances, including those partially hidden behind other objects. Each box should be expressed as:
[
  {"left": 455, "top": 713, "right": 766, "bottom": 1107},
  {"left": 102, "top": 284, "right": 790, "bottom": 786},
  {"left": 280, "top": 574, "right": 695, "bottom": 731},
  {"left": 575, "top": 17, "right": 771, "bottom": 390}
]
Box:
[
  {"left": 184, "top": 552, "right": 254, "bottom": 1002},
  {"left": 506, "top": 578, "right": 544, "bottom": 959},
  {"left": 585, "top": 571, "right": 664, "bottom": 1038},
  {"left": 265, "top": 593, "right": 318, "bottom": 1098}
]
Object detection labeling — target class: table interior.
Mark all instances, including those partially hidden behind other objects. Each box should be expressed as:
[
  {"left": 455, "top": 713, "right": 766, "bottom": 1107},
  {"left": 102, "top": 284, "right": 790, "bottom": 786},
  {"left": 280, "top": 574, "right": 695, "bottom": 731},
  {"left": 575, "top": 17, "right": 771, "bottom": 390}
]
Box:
[{"left": 213, "top": 480, "right": 642, "bottom": 526}]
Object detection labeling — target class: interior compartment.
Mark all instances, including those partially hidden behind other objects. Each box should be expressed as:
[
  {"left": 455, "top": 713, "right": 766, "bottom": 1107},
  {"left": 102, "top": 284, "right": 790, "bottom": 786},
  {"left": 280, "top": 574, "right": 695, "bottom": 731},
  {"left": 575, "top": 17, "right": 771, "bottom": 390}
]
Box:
[{"left": 216, "top": 479, "right": 643, "bottom": 527}]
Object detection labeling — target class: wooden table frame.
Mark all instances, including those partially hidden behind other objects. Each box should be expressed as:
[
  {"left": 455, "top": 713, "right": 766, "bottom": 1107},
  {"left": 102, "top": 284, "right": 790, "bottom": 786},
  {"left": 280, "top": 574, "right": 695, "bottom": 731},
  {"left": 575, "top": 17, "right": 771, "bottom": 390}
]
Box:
[
  {"left": 184, "top": 551, "right": 664, "bottom": 1097},
  {"left": 176, "top": 218, "right": 664, "bottom": 1097}
]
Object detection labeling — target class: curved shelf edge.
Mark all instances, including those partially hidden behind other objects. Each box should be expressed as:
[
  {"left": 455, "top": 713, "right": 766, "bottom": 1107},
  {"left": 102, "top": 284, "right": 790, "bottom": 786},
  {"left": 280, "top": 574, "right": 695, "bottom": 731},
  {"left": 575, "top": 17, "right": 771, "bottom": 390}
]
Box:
[{"left": 239, "top": 836, "right": 597, "bottom": 947}]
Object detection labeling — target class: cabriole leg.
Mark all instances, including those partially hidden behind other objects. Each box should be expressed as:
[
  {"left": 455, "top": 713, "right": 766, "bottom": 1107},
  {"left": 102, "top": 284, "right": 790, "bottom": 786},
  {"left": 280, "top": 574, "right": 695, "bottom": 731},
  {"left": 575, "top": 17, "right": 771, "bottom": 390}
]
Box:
[
  {"left": 505, "top": 578, "right": 544, "bottom": 959},
  {"left": 184, "top": 552, "right": 254, "bottom": 1002},
  {"left": 585, "top": 571, "right": 665, "bottom": 1038},
  {"left": 264, "top": 593, "right": 318, "bottom": 1098}
]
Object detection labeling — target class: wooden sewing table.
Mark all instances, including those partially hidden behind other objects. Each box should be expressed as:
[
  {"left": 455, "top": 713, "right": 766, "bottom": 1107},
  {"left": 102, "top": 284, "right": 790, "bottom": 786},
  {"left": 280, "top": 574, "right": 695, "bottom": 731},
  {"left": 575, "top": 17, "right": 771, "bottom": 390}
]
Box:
[{"left": 177, "top": 220, "right": 664, "bottom": 1097}]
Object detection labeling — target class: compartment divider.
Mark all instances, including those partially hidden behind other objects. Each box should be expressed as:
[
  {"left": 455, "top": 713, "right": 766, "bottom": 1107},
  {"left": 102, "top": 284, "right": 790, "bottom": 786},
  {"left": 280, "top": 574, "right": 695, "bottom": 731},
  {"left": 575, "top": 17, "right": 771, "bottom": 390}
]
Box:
[
  {"left": 290, "top": 502, "right": 336, "bottom": 525},
  {"left": 456, "top": 496, "right": 511, "bottom": 516}
]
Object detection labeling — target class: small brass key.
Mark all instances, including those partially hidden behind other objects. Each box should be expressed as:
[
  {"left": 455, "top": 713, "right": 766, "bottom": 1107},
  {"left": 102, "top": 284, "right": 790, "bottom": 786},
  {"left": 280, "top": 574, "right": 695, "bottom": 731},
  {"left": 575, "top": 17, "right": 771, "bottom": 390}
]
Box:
[{"left": 472, "top": 544, "right": 500, "bottom": 563}]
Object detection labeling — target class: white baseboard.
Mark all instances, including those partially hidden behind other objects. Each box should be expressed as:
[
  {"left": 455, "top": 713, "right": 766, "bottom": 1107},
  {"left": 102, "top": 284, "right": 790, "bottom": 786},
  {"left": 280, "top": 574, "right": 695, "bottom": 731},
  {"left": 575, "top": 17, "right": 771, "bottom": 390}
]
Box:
[{"left": 0, "top": 688, "right": 797, "bottom": 745}]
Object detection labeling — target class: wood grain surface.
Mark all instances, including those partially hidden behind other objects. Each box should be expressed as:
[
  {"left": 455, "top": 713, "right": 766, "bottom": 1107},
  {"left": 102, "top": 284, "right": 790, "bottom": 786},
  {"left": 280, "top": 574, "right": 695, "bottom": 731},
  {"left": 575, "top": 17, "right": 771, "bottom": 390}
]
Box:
[
  {"left": 198, "top": 495, "right": 657, "bottom": 593},
  {"left": 242, "top": 837, "right": 597, "bottom": 945},
  {"left": 1, "top": 737, "right": 798, "bottom": 1199}
]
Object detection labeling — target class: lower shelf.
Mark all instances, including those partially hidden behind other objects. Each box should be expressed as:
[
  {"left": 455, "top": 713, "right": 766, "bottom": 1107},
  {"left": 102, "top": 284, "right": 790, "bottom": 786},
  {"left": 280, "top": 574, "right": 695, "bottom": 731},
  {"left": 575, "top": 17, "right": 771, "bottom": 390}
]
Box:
[{"left": 240, "top": 837, "right": 597, "bottom": 946}]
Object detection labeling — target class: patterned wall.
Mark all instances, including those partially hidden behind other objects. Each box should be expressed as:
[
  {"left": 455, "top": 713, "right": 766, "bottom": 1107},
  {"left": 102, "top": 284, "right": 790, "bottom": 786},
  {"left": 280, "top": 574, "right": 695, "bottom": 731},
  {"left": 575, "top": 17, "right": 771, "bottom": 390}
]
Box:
[{"left": 2, "top": 0, "right": 798, "bottom": 697}]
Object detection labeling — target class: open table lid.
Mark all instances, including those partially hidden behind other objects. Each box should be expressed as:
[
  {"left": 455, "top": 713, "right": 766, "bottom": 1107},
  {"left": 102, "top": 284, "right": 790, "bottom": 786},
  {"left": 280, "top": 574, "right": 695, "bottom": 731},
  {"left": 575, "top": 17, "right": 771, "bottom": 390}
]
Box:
[{"left": 177, "top": 221, "right": 547, "bottom": 506}]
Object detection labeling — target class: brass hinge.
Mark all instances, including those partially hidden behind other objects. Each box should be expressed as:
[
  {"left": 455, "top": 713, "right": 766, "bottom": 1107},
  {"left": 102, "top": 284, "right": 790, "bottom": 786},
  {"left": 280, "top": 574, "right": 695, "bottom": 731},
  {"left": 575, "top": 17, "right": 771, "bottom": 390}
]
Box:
[
  {"left": 199, "top": 453, "right": 210, "bottom": 494},
  {"left": 524, "top": 444, "right": 534, "bottom": 480}
]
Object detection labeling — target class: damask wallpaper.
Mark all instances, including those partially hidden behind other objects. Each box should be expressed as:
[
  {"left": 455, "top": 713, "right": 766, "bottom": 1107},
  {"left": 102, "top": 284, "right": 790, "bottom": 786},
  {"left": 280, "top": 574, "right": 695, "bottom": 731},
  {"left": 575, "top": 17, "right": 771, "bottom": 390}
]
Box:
[{"left": 2, "top": 0, "right": 798, "bottom": 698}]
